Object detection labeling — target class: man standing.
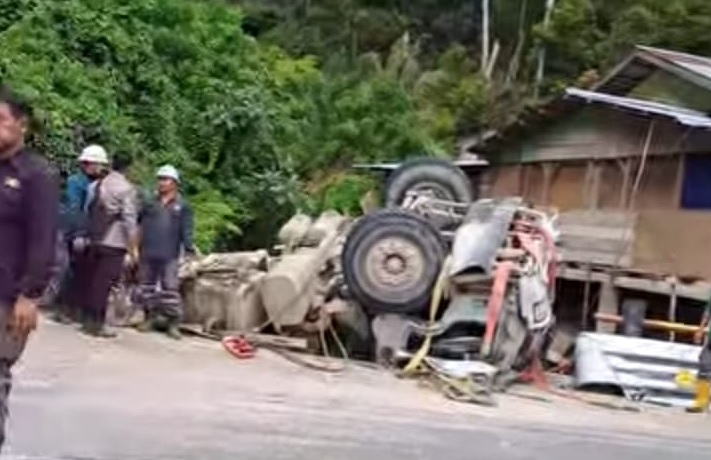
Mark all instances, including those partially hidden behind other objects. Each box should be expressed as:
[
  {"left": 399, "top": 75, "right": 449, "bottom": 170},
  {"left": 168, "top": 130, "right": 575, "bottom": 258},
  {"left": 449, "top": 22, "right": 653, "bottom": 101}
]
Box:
[
  {"left": 689, "top": 301, "right": 711, "bottom": 413},
  {"left": 136, "top": 165, "right": 195, "bottom": 340},
  {"left": 54, "top": 145, "right": 108, "bottom": 323},
  {"left": 0, "top": 86, "right": 59, "bottom": 448},
  {"left": 82, "top": 152, "right": 139, "bottom": 338}
]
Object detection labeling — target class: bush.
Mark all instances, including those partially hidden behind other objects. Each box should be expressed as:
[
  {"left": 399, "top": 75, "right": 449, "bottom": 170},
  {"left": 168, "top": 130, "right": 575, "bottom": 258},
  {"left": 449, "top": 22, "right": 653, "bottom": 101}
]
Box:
[{"left": 0, "top": 0, "right": 437, "bottom": 250}]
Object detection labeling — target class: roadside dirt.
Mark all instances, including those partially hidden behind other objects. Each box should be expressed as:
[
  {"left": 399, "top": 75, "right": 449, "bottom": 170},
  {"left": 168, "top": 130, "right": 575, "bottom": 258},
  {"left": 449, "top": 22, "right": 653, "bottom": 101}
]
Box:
[{"left": 11, "top": 315, "right": 711, "bottom": 450}]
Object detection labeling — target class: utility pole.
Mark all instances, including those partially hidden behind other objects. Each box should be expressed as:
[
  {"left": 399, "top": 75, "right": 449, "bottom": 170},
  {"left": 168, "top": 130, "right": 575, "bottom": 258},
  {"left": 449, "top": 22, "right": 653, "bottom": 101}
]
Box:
[
  {"left": 534, "top": 0, "right": 557, "bottom": 98},
  {"left": 481, "top": 0, "right": 490, "bottom": 74}
]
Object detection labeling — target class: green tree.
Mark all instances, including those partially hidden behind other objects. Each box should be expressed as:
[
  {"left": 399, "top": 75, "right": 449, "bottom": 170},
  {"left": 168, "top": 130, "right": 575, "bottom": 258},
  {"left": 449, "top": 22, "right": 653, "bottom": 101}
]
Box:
[{"left": 0, "top": 0, "right": 436, "bottom": 250}]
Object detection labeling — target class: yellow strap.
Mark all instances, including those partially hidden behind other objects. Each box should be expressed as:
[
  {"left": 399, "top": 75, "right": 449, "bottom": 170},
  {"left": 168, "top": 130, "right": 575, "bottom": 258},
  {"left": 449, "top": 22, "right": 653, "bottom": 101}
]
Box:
[{"left": 401, "top": 256, "right": 451, "bottom": 375}]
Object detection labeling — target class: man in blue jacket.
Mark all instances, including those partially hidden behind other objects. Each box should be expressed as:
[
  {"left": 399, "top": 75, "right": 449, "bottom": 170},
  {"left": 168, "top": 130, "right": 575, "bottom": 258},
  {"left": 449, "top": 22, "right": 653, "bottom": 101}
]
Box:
[{"left": 136, "top": 165, "right": 195, "bottom": 339}]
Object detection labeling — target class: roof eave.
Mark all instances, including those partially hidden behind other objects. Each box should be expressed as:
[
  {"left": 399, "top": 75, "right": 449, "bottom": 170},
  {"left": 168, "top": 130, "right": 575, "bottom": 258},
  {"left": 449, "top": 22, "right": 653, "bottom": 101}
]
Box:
[{"left": 594, "top": 46, "right": 711, "bottom": 96}]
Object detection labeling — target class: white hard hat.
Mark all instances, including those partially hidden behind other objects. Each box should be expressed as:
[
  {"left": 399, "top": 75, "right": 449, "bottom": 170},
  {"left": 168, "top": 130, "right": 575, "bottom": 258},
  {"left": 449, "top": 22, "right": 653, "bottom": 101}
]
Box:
[
  {"left": 156, "top": 164, "right": 180, "bottom": 183},
  {"left": 78, "top": 145, "right": 109, "bottom": 164}
]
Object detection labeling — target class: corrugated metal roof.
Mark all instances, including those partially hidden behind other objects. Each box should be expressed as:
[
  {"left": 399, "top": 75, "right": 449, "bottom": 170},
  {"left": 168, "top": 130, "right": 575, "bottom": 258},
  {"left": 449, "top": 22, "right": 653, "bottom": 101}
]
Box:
[
  {"left": 639, "top": 45, "right": 711, "bottom": 81},
  {"left": 594, "top": 45, "right": 711, "bottom": 96},
  {"left": 352, "top": 156, "right": 489, "bottom": 172},
  {"left": 564, "top": 88, "right": 711, "bottom": 128}
]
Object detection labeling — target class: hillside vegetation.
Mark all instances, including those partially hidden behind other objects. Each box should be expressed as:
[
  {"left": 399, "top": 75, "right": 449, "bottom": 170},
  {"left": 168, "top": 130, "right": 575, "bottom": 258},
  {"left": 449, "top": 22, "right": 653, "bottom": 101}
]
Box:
[{"left": 1, "top": 0, "right": 709, "bottom": 249}]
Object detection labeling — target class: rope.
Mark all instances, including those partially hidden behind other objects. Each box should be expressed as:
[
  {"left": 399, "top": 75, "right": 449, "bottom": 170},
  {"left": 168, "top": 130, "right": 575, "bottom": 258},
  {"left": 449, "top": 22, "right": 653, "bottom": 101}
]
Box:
[
  {"left": 401, "top": 255, "right": 451, "bottom": 376},
  {"left": 396, "top": 256, "right": 494, "bottom": 405}
]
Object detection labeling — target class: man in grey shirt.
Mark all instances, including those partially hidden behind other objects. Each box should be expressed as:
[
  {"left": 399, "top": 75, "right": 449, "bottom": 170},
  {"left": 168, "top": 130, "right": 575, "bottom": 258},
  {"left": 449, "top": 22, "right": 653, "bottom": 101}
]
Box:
[{"left": 81, "top": 152, "right": 139, "bottom": 338}]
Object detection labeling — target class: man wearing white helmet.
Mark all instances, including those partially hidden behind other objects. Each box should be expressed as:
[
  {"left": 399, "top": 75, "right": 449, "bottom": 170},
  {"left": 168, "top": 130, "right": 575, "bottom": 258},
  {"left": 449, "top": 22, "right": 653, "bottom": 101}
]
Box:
[
  {"left": 81, "top": 151, "right": 139, "bottom": 338},
  {"left": 136, "top": 164, "right": 195, "bottom": 339},
  {"left": 53, "top": 144, "right": 109, "bottom": 323}
]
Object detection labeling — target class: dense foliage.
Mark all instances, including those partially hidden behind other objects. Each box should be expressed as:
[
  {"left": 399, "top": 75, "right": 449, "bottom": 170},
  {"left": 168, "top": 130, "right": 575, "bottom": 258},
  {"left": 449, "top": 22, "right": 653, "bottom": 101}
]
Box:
[
  {"left": 0, "top": 0, "right": 437, "bottom": 250},
  {"left": 2, "top": 0, "right": 711, "bottom": 250}
]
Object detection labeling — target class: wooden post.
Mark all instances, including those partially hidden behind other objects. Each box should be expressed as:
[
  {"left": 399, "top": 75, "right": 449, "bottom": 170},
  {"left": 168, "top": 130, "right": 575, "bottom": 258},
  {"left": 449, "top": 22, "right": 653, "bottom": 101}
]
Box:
[
  {"left": 585, "top": 160, "right": 602, "bottom": 210},
  {"left": 582, "top": 263, "right": 593, "bottom": 330},
  {"left": 516, "top": 163, "right": 524, "bottom": 196},
  {"left": 674, "top": 154, "right": 685, "bottom": 207},
  {"left": 541, "top": 163, "right": 555, "bottom": 205},
  {"left": 522, "top": 164, "right": 531, "bottom": 202},
  {"left": 596, "top": 276, "right": 619, "bottom": 334},
  {"left": 668, "top": 276, "right": 678, "bottom": 342},
  {"left": 583, "top": 160, "right": 593, "bottom": 209},
  {"left": 617, "top": 158, "right": 632, "bottom": 209}
]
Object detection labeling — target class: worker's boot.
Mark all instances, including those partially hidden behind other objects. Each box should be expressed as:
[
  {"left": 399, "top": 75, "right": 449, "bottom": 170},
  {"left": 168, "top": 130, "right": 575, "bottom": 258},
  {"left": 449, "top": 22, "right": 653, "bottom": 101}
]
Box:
[
  {"left": 126, "top": 309, "right": 146, "bottom": 328},
  {"left": 686, "top": 379, "right": 710, "bottom": 413},
  {"left": 166, "top": 322, "right": 182, "bottom": 341},
  {"left": 80, "top": 321, "right": 118, "bottom": 339},
  {"left": 94, "top": 326, "right": 118, "bottom": 339},
  {"left": 51, "top": 310, "right": 73, "bottom": 325},
  {"left": 136, "top": 318, "right": 154, "bottom": 333}
]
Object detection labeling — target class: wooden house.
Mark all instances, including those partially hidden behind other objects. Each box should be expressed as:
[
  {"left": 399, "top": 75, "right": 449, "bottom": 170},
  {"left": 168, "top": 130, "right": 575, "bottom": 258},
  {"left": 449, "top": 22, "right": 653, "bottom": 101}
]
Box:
[{"left": 472, "top": 46, "right": 711, "bottom": 337}]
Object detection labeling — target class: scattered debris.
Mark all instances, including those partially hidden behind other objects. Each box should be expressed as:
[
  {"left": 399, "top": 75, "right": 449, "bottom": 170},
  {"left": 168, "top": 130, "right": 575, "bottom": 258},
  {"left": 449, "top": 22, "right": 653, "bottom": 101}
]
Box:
[{"left": 151, "top": 156, "right": 704, "bottom": 414}]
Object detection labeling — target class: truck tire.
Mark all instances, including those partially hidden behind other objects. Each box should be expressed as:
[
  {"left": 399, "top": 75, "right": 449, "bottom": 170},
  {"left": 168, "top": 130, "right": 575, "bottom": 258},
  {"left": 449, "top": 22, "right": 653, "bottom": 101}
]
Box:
[
  {"left": 341, "top": 209, "right": 446, "bottom": 315},
  {"left": 384, "top": 157, "right": 474, "bottom": 207}
]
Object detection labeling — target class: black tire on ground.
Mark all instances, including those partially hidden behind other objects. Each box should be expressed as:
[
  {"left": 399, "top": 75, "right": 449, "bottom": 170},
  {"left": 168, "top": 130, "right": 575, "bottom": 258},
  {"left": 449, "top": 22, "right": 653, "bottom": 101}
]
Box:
[
  {"left": 384, "top": 157, "right": 474, "bottom": 207},
  {"left": 341, "top": 209, "right": 446, "bottom": 315}
]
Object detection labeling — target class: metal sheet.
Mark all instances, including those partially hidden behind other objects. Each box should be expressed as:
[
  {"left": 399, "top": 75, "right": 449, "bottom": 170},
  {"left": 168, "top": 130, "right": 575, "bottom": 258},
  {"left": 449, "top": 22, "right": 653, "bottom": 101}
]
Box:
[
  {"left": 352, "top": 158, "right": 489, "bottom": 172},
  {"left": 449, "top": 198, "right": 522, "bottom": 277},
  {"left": 639, "top": 45, "right": 711, "bottom": 82},
  {"left": 575, "top": 332, "right": 701, "bottom": 408},
  {"left": 565, "top": 88, "right": 711, "bottom": 128}
]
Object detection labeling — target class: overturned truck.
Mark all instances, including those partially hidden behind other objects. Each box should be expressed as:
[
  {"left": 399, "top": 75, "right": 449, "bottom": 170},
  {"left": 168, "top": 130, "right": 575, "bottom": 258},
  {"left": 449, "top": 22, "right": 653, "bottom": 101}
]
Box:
[
  {"left": 176, "top": 157, "right": 559, "bottom": 399},
  {"left": 343, "top": 159, "right": 558, "bottom": 392}
]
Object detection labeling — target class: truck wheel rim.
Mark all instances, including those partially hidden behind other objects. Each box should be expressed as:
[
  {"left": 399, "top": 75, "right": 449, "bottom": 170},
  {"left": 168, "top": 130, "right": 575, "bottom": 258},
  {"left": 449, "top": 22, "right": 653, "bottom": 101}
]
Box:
[{"left": 364, "top": 236, "right": 424, "bottom": 291}]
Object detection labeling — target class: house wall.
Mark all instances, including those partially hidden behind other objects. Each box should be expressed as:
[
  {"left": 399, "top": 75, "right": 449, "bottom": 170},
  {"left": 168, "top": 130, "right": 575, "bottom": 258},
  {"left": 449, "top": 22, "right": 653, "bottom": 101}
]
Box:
[
  {"left": 484, "top": 104, "right": 706, "bottom": 212},
  {"left": 495, "top": 106, "right": 711, "bottom": 165},
  {"left": 486, "top": 156, "right": 681, "bottom": 211},
  {"left": 481, "top": 108, "right": 711, "bottom": 279}
]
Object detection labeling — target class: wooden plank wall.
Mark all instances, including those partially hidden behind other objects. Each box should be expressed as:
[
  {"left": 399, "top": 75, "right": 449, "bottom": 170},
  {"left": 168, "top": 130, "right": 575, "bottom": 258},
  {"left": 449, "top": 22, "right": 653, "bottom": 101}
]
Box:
[
  {"left": 557, "top": 211, "right": 636, "bottom": 268},
  {"left": 486, "top": 155, "right": 687, "bottom": 270},
  {"left": 634, "top": 210, "right": 711, "bottom": 280}
]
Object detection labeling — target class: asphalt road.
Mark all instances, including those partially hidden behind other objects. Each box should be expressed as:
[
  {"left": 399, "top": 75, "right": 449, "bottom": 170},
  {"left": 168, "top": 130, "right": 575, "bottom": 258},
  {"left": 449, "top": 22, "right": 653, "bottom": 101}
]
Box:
[{"left": 3, "top": 319, "right": 710, "bottom": 460}]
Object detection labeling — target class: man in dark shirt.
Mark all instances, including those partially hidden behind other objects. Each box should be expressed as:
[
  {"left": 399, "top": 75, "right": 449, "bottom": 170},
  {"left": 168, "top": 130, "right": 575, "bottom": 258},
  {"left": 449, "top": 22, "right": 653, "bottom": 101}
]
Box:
[
  {"left": 136, "top": 165, "right": 194, "bottom": 339},
  {"left": 0, "top": 86, "right": 59, "bottom": 449}
]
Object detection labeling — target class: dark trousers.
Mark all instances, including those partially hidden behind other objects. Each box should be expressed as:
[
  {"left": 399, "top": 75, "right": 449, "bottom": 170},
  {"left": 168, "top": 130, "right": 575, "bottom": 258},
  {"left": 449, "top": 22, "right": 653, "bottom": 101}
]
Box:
[
  {"left": 0, "top": 306, "right": 29, "bottom": 451},
  {"left": 40, "top": 232, "right": 69, "bottom": 309},
  {"left": 59, "top": 244, "right": 92, "bottom": 320},
  {"left": 699, "top": 341, "right": 711, "bottom": 381},
  {"left": 137, "top": 258, "right": 182, "bottom": 322},
  {"left": 83, "top": 245, "right": 126, "bottom": 326}
]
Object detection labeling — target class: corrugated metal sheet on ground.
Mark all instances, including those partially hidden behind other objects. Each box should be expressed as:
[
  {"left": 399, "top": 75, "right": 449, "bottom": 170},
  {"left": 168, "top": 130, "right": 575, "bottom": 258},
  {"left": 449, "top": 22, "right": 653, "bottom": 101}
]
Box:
[{"left": 575, "top": 332, "right": 701, "bottom": 408}]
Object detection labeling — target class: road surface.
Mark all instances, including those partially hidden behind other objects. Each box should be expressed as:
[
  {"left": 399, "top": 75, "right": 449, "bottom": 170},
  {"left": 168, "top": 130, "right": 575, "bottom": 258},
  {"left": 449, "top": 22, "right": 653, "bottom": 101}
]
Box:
[{"left": 2, "top": 318, "right": 710, "bottom": 459}]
